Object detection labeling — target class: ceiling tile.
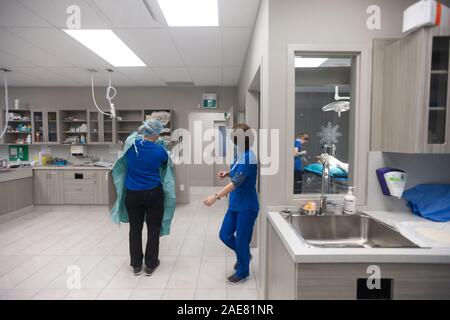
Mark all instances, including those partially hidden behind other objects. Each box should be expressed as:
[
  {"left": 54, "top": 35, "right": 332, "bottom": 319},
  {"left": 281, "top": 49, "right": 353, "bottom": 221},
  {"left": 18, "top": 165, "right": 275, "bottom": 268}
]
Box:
[
  {"left": 46, "top": 67, "right": 94, "bottom": 86},
  {"left": 0, "top": 50, "right": 36, "bottom": 68},
  {"left": 3, "top": 71, "right": 36, "bottom": 86},
  {"left": 0, "top": 0, "right": 52, "bottom": 27},
  {"left": 19, "top": 0, "right": 108, "bottom": 28},
  {"left": 189, "top": 67, "right": 222, "bottom": 86},
  {"left": 100, "top": 71, "right": 135, "bottom": 86},
  {"left": 92, "top": 0, "right": 164, "bottom": 28},
  {"left": 116, "top": 67, "right": 166, "bottom": 86},
  {"left": 219, "top": 0, "right": 260, "bottom": 27},
  {"left": 0, "top": 29, "right": 71, "bottom": 67},
  {"left": 7, "top": 28, "right": 112, "bottom": 69},
  {"left": 222, "top": 28, "right": 252, "bottom": 66},
  {"left": 222, "top": 66, "right": 241, "bottom": 85},
  {"left": 115, "top": 28, "right": 184, "bottom": 67},
  {"left": 13, "top": 67, "right": 82, "bottom": 86},
  {"left": 170, "top": 28, "right": 221, "bottom": 67},
  {"left": 152, "top": 67, "right": 192, "bottom": 83}
]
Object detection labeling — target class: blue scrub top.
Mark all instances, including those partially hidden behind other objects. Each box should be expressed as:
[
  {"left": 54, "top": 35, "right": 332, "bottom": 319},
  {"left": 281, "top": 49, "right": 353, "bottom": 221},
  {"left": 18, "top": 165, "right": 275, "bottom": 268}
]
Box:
[
  {"left": 229, "top": 150, "right": 259, "bottom": 212},
  {"left": 125, "top": 139, "right": 168, "bottom": 191},
  {"left": 294, "top": 139, "right": 303, "bottom": 172}
]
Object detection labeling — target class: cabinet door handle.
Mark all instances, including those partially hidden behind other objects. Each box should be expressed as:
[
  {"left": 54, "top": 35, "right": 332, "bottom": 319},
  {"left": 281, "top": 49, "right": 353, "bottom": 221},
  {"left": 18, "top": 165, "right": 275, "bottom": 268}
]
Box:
[{"left": 74, "top": 173, "right": 83, "bottom": 179}]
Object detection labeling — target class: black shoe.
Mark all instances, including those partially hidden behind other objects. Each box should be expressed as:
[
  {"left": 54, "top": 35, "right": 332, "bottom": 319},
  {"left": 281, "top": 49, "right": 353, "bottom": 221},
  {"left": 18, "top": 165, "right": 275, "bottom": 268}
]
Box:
[
  {"left": 227, "top": 274, "right": 249, "bottom": 285},
  {"left": 133, "top": 266, "right": 142, "bottom": 276},
  {"left": 233, "top": 254, "right": 253, "bottom": 270},
  {"left": 144, "top": 260, "right": 160, "bottom": 276}
]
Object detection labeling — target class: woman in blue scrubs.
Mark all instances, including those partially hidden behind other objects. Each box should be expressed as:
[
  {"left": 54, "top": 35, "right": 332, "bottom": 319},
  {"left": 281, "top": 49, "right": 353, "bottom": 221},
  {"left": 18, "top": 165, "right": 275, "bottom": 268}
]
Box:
[
  {"left": 294, "top": 132, "right": 309, "bottom": 194},
  {"left": 203, "top": 123, "right": 259, "bottom": 284},
  {"left": 125, "top": 119, "right": 168, "bottom": 276}
]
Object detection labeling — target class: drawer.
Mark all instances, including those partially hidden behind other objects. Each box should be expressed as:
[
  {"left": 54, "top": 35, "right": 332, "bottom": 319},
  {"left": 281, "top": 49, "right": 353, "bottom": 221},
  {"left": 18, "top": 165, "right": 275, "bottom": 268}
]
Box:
[{"left": 64, "top": 181, "right": 95, "bottom": 204}]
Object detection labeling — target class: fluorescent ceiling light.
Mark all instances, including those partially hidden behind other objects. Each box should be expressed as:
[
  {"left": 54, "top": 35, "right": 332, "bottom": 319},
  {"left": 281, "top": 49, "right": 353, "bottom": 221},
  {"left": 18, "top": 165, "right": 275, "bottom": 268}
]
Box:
[
  {"left": 295, "top": 57, "right": 328, "bottom": 68},
  {"left": 157, "top": 0, "right": 219, "bottom": 27},
  {"left": 63, "top": 29, "right": 146, "bottom": 67}
]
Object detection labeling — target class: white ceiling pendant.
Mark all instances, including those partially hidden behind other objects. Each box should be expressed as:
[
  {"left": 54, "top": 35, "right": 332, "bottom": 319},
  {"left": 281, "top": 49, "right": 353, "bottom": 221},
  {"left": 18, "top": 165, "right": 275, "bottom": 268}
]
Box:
[
  {"left": 63, "top": 29, "right": 146, "bottom": 67},
  {"left": 157, "top": 0, "right": 219, "bottom": 27}
]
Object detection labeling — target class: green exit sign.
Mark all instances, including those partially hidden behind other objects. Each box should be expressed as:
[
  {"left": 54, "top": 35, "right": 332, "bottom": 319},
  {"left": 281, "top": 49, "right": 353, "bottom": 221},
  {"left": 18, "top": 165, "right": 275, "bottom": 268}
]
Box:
[{"left": 202, "top": 93, "right": 217, "bottom": 109}]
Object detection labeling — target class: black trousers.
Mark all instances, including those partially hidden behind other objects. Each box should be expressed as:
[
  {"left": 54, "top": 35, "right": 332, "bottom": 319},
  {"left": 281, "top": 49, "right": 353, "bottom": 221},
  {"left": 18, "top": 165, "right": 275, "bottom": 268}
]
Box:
[
  {"left": 125, "top": 186, "right": 164, "bottom": 268},
  {"left": 294, "top": 171, "right": 303, "bottom": 194}
]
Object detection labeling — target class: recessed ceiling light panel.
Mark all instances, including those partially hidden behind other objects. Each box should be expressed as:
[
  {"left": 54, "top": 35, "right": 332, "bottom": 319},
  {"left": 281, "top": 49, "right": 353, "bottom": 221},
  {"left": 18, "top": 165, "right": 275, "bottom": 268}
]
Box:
[
  {"left": 63, "top": 29, "right": 146, "bottom": 67},
  {"left": 295, "top": 57, "right": 328, "bottom": 68},
  {"left": 157, "top": 0, "right": 219, "bottom": 27}
]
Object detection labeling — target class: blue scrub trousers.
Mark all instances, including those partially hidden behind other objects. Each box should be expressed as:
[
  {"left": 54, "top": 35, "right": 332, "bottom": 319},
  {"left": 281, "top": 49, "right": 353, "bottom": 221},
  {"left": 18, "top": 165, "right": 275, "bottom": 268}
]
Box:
[{"left": 219, "top": 209, "right": 259, "bottom": 279}]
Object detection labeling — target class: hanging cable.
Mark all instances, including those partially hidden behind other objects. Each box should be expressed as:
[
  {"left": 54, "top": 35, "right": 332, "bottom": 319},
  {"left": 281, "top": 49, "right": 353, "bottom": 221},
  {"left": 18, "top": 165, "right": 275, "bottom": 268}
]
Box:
[
  {"left": 106, "top": 71, "right": 117, "bottom": 106},
  {"left": 0, "top": 69, "right": 10, "bottom": 139},
  {"left": 106, "top": 70, "right": 117, "bottom": 119},
  {"left": 90, "top": 70, "right": 112, "bottom": 117}
]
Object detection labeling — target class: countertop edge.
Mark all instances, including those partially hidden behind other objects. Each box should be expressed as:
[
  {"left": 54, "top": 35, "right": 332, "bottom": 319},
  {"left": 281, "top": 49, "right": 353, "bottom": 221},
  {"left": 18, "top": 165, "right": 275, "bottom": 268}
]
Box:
[
  {"left": 32, "top": 166, "right": 111, "bottom": 170},
  {"left": 267, "top": 211, "right": 450, "bottom": 264},
  {"left": 0, "top": 168, "right": 33, "bottom": 183}
]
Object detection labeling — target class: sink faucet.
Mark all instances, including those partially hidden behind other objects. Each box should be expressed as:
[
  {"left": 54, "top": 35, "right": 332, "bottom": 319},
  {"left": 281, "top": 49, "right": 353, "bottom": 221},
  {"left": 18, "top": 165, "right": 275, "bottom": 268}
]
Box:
[{"left": 319, "top": 154, "right": 331, "bottom": 215}]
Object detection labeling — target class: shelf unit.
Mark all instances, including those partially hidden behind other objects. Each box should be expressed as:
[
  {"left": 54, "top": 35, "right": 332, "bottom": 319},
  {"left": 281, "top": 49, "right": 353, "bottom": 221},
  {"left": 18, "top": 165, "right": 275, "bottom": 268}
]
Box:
[
  {"left": 1, "top": 108, "right": 173, "bottom": 146},
  {"left": 60, "top": 110, "right": 88, "bottom": 145},
  {"left": 1, "top": 109, "right": 32, "bottom": 145},
  {"left": 32, "top": 110, "right": 60, "bottom": 144},
  {"left": 116, "top": 109, "right": 143, "bottom": 144},
  {"left": 428, "top": 36, "right": 449, "bottom": 145},
  {"left": 144, "top": 109, "right": 172, "bottom": 142}
]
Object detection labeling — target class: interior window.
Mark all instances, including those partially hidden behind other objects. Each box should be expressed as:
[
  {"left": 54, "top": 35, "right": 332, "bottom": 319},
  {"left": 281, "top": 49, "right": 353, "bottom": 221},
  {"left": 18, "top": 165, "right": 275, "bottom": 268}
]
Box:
[{"left": 293, "top": 55, "right": 353, "bottom": 195}]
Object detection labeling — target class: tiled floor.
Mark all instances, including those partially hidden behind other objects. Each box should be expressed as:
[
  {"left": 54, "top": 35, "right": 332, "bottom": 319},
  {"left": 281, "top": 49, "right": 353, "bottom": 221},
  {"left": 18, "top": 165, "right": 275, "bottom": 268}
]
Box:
[{"left": 0, "top": 187, "right": 260, "bottom": 300}]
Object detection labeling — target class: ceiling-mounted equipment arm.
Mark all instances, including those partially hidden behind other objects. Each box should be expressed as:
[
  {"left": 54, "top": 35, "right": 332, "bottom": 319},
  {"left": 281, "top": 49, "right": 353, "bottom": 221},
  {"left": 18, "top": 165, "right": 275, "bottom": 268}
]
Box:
[
  {"left": 90, "top": 70, "right": 112, "bottom": 117},
  {"left": 334, "top": 85, "right": 350, "bottom": 101},
  {"left": 0, "top": 69, "right": 11, "bottom": 139}
]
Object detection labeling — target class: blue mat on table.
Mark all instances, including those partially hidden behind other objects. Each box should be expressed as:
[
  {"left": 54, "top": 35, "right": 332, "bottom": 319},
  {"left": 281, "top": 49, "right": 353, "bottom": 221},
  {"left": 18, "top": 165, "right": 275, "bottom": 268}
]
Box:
[
  {"left": 403, "top": 184, "right": 450, "bottom": 222},
  {"left": 304, "top": 163, "right": 348, "bottom": 180}
]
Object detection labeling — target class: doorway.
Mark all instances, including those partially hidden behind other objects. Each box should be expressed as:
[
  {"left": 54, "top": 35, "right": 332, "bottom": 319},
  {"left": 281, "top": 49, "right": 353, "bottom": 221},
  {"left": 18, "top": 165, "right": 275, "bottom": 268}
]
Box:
[
  {"left": 188, "top": 111, "right": 233, "bottom": 187},
  {"left": 213, "top": 120, "right": 229, "bottom": 186}
]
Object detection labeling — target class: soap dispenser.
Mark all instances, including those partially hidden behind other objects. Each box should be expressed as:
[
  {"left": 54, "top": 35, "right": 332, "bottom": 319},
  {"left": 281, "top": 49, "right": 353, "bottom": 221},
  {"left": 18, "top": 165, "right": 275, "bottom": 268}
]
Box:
[{"left": 343, "top": 187, "right": 356, "bottom": 214}]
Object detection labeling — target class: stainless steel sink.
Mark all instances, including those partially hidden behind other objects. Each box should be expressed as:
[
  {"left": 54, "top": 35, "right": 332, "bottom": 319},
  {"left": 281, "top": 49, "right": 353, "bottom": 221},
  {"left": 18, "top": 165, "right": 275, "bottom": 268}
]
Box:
[{"left": 288, "top": 213, "right": 420, "bottom": 248}]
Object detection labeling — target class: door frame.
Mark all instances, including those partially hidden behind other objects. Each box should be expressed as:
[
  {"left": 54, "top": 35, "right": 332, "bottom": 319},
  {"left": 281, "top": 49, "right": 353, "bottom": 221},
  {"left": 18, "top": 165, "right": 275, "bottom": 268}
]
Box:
[{"left": 213, "top": 120, "right": 228, "bottom": 186}]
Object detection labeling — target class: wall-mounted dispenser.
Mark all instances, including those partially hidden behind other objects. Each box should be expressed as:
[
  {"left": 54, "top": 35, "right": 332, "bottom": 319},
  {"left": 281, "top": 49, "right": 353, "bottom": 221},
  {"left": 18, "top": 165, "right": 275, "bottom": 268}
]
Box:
[
  {"left": 376, "top": 168, "right": 407, "bottom": 199},
  {"left": 403, "top": 0, "right": 450, "bottom": 33}
]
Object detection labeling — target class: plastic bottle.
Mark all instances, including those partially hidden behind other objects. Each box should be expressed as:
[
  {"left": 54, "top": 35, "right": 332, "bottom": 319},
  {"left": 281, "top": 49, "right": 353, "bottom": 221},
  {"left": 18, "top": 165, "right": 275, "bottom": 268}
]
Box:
[{"left": 343, "top": 186, "right": 356, "bottom": 214}]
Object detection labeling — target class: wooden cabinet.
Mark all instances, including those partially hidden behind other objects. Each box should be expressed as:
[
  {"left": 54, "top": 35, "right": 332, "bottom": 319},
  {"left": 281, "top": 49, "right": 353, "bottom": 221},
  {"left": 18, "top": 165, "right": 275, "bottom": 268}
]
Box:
[
  {"left": 0, "top": 176, "right": 34, "bottom": 215},
  {"left": 378, "top": 27, "right": 450, "bottom": 153},
  {"left": 63, "top": 170, "right": 96, "bottom": 204},
  {"left": 34, "top": 169, "right": 108, "bottom": 205},
  {"left": 34, "top": 170, "right": 64, "bottom": 204}
]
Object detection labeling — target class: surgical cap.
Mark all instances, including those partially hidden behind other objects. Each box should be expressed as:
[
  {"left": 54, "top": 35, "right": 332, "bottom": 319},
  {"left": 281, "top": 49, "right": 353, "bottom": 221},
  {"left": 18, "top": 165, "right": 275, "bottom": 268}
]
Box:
[{"left": 139, "top": 119, "right": 164, "bottom": 137}]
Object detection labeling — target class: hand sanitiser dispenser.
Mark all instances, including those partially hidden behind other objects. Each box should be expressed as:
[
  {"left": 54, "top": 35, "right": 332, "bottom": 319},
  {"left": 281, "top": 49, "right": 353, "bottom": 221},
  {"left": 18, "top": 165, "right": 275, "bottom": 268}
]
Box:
[{"left": 376, "top": 168, "right": 407, "bottom": 199}]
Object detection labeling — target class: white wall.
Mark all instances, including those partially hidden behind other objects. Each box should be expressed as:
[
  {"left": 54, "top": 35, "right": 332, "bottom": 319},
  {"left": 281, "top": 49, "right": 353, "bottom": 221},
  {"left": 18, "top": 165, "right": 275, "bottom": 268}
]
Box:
[{"left": 237, "top": 0, "right": 269, "bottom": 298}]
